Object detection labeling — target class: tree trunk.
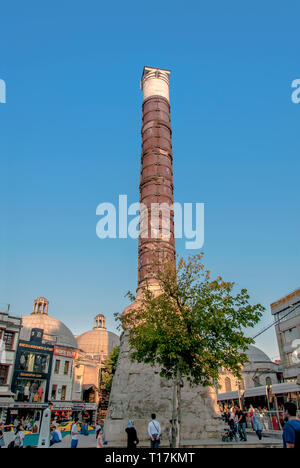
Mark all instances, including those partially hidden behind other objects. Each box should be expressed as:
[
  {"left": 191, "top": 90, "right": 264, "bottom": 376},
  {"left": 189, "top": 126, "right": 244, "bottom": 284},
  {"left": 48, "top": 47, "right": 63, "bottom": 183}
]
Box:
[{"left": 171, "top": 370, "right": 182, "bottom": 448}]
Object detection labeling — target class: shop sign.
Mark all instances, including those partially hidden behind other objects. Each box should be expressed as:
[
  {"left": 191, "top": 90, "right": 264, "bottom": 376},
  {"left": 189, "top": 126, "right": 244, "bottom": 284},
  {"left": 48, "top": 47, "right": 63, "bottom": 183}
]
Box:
[
  {"left": 84, "top": 403, "right": 97, "bottom": 410},
  {"left": 14, "top": 403, "right": 47, "bottom": 409},
  {"left": 19, "top": 372, "right": 44, "bottom": 379},
  {"left": 52, "top": 401, "right": 73, "bottom": 410},
  {"left": 54, "top": 347, "right": 77, "bottom": 359},
  {"left": 19, "top": 342, "right": 53, "bottom": 353}
]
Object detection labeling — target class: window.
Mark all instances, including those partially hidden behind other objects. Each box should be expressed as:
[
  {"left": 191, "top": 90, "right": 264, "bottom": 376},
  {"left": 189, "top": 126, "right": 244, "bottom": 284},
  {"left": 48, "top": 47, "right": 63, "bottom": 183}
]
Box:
[
  {"left": 51, "top": 385, "right": 57, "bottom": 400},
  {"left": 15, "top": 378, "right": 46, "bottom": 402},
  {"left": 64, "top": 361, "right": 70, "bottom": 375},
  {"left": 225, "top": 377, "right": 232, "bottom": 393},
  {"left": 54, "top": 360, "right": 60, "bottom": 374},
  {"left": 266, "top": 377, "right": 272, "bottom": 386},
  {"left": 3, "top": 331, "right": 15, "bottom": 350},
  {"left": 61, "top": 385, "right": 67, "bottom": 401},
  {"left": 284, "top": 328, "right": 299, "bottom": 344},
  {"left": 253, "top": 376, "right": 261, "bottom": 387},
  {"left": 0, "top": 365, "right": 8, "bottom": 385},
  {"left": 19, "top": 352, "right": 50, "bottom": 373}
]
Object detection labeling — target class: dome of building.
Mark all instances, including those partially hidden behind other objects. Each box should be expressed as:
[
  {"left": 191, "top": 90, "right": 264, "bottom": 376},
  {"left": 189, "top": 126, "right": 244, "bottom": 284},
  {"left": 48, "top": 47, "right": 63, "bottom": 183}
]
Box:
[
  {"left": 76, "top": 315, "right": 119, "bottom": 358},
  {"left": 245, "top": 345, "right": 272, "bottom": 364},
  {"left": 21, "top": 297, "right": 77, "bottom": 349}
]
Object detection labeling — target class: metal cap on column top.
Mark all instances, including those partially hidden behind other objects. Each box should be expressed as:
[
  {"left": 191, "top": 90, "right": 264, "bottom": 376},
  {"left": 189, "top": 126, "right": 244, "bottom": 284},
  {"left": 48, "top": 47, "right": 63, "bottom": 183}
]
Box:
[{"left": 137, "top": 67, "right": 175, "bottom": 293}]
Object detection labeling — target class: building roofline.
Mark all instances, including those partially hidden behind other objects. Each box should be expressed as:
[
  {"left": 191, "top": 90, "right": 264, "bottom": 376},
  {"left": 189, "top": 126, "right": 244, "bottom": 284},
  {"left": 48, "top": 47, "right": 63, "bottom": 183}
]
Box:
[{"left": 270, "top": 287, "right": 300, "bottom": 309}]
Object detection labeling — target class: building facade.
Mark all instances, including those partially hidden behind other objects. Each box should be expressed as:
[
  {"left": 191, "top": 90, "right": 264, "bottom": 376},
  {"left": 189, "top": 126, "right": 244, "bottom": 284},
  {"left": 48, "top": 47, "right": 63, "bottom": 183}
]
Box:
[
  {"left": 217, "top": 344, "right": 281, "bottom": 406},
  {"left": 9, "top": 297, "right": 79, "bottom": 425},
  {"left": 50, "top": 346, "right": 77, "bottom": 402},
  {"left": 74, "top": 314, "right": 119, "bottom": 419},
  {"left": 271, "top": 288, "right": 300, "bottom": 381},
  {"left": 12, "top": 329, "right": 54, "bottom": 404},
  {"left": 0, "top": 305, "right": 22, "bottom": 423}
]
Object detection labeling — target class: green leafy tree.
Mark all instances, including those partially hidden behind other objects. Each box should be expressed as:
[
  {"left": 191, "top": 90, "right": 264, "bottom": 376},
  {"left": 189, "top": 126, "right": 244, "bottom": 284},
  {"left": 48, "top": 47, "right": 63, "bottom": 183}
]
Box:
[
  {"left": 101, "top": 346, "right": 120, "bottom": 394},
  {"left": 119, "top": 254, "right": 264, "bottom": 447}
]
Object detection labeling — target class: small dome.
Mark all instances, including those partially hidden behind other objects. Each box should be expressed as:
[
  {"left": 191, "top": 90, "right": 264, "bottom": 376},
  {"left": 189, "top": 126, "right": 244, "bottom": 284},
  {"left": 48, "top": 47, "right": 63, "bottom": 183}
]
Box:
[
  {"left": 245, "top": 345, "right": 272, "bottom": 364},
  {"left": 76, "top": 314, "right": 119, "bottom": 357},
  {"left": 21, "top": 314, "right": 77, "bottom": 349}
]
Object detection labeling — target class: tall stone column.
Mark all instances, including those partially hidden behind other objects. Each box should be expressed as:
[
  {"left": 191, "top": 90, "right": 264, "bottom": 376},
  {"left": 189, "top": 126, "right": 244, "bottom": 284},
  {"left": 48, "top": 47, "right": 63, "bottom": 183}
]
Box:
[
  {"left": 138, "top": 67, "right": 175, "bottom": 292},
  {"left": 104, "top": 67, "right": 221, "bottom": 445}
]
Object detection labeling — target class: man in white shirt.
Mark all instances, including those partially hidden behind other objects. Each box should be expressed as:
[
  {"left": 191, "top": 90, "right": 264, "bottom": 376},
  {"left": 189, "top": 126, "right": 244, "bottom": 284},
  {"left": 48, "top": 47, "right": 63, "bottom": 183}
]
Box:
[
  {"left": 148, "top": 413, "right": 161, "bottom": 448},
  {"left": 71, "top": 419, "right": 79, "bottom": 448}
]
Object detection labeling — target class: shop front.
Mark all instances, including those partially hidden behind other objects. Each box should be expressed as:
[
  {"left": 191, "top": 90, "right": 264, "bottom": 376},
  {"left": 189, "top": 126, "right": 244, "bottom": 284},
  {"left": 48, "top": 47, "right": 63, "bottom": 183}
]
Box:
[
  {"left": 50, "top": 401, "right": 73, "bottom": 424},
  {"left": 7, "top": 402, "right": 47, "bottom": 432},
  {"left": 10, "top": 329, "right": 54, "bottom": 423},
  {"left": 72, "top": 402, "right": 97, "bottom": 425}
]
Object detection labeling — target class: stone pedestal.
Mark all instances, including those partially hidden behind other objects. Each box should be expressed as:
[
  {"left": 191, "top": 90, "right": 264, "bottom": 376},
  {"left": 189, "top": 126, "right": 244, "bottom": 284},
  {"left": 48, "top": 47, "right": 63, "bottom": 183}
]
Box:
[{"left": 104, "top": 331, "right": 222, "bottom": 444}]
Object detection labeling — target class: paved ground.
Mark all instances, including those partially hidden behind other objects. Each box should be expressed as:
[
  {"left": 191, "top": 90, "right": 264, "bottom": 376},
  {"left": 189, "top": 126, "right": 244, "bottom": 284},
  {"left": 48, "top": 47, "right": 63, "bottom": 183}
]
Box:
[{"left": 50, "top": 432, "right": 282, "bottom": 449}]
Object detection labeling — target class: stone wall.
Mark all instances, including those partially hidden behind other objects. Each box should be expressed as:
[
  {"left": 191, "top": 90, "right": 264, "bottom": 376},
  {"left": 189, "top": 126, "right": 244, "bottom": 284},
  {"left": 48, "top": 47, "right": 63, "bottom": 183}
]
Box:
[{"left": 104, "top": 331, "right": 222, "bottom": 443}]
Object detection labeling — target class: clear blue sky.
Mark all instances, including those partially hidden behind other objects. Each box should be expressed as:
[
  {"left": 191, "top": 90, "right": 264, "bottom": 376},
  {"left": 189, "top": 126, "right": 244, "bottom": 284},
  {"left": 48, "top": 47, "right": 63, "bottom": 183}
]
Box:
[{"left": 1, "top": 1, "right": 299, "bottom": 360}]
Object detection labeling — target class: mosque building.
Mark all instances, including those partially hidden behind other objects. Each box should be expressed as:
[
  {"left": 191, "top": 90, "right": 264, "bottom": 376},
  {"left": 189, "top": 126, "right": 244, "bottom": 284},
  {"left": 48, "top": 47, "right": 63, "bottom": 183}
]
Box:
[{"left": 217, "top": 345, "right": 282, "bottom": 407}]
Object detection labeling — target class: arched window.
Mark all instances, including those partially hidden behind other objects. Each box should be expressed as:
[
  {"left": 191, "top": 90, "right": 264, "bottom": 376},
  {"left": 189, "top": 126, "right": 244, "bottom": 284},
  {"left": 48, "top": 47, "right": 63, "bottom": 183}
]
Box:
[
  {"left": 253, "top": 376, "right": 261, "bottom": 387},
  {"left": 266, "top": 377, "right": 272, "bottom": 386},
  {"left": 225, "top": 377, "right": 232, "bottom": 393}
]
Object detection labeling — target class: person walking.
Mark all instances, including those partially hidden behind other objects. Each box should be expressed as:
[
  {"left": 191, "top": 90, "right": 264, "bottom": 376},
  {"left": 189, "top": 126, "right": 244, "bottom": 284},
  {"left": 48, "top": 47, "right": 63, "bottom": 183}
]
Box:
[
  {"left": 148, "top": 413, "right": 161, "bottom": 449},
  {"left": 282, "top": 402, "right": 300, "bottom": 449},
  {"left": 252, "top": 409, "right": 263, "bottom": 440},
  {"left": 71, "top": 419, "right": 80, "bottom": 448},
  {"left": 96, "top": 422, "right": 102, "bottom": 439},
  {"left": 125, "top": 419, "right": 139, "bottom": 449},
  {"left": 236, "top": 407, "right": 247, "bottom": 442},
  {"left": 96, "top": 426, "right": 104, "bottom": 448}
]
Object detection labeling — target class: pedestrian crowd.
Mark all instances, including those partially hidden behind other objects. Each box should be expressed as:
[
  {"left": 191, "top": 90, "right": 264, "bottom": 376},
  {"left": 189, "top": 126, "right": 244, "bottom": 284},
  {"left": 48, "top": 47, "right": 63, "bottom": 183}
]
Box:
[
  {"left": 221, "top": 402, "right": 300, "bottom": 448},
  {"left": 1, "top": 404, "right": 299, "bottom": 448}
]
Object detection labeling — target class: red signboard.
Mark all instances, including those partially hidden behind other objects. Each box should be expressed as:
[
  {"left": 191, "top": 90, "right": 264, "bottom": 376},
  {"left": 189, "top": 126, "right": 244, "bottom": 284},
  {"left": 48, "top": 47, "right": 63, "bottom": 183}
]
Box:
[{"left": 54, "top": 347, "right": 77, "bottom": 359}]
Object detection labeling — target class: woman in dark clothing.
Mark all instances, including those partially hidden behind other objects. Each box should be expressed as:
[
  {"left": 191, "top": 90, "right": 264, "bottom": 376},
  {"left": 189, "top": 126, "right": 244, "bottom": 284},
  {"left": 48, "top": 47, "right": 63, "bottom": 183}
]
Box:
[{"left": 125, "top": 419, "right": 139, "bottom": 449}]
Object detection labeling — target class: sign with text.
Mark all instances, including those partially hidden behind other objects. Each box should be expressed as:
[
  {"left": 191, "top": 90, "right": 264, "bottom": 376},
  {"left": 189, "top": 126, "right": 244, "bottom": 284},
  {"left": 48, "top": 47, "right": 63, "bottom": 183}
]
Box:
[{"left": 54, "top": 347, "right": 77, "bottom": 359}]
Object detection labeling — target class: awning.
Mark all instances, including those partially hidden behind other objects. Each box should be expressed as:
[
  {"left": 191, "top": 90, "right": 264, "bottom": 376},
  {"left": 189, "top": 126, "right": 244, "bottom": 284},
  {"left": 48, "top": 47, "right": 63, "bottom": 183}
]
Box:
[
  {"left": 244, "top": 386, "right": 267, "bottom": 398},
  {"left": 271, "top": 382, "right": 300, "bottom": 395},
  {"left": 217, "top": 391, "right": 239, "bottom": 401},
  {"left": 82, "top": 384, "right": 98, "bottom": 391}
]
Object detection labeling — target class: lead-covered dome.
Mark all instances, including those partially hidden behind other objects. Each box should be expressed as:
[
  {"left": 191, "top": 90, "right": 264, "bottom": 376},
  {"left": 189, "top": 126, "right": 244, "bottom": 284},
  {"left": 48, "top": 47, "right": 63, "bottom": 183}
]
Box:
[
  {"left": 21, "top": 297, "right": 77, "bottom": 349},
  {"left": 76, "top": 314, "right": 119, "bottom": 359},
  {"left": 245, "top": 345, "right": 272, "bottom": 364}
]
